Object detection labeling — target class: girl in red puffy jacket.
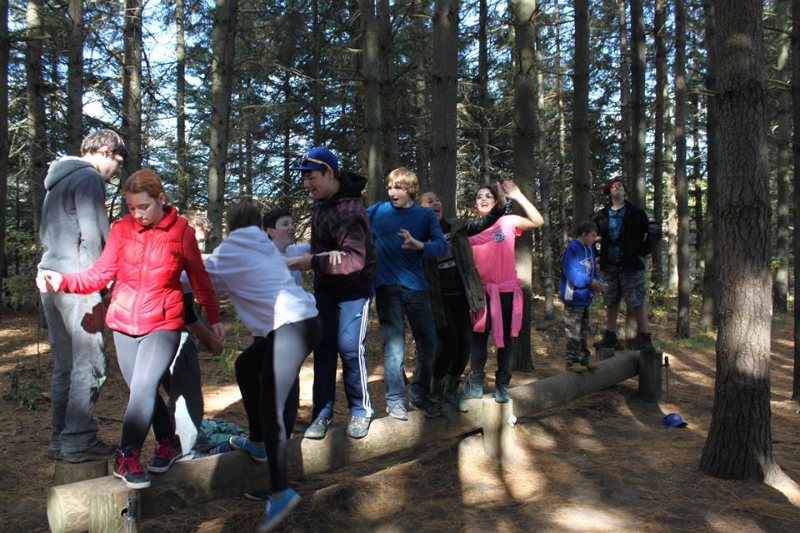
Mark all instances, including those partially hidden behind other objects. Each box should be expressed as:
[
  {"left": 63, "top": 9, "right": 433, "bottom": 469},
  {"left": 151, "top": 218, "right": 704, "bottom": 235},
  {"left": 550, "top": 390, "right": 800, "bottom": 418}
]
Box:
[{"left": 37, "top": 169, "right": 223, "bottom": 489}]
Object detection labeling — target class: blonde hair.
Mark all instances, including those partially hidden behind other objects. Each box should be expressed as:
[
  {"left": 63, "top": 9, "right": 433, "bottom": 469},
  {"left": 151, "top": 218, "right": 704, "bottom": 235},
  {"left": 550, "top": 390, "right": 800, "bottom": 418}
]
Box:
[{"left": 385, "top": 167, "right": 419, "bottom": 199}]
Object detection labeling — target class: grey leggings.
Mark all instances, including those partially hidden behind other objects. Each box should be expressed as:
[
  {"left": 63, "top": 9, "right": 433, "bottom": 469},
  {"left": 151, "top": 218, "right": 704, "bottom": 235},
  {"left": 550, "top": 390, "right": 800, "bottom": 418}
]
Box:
[{"left": 113, "top": 330, "right": 181, "bottom": 449}]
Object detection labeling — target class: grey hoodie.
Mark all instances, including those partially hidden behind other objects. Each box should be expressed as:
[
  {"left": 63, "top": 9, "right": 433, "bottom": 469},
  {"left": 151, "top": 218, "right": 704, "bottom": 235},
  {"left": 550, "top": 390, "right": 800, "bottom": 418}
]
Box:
[{"left": 38, "top": 157, "right": 110, "bottom": 273}]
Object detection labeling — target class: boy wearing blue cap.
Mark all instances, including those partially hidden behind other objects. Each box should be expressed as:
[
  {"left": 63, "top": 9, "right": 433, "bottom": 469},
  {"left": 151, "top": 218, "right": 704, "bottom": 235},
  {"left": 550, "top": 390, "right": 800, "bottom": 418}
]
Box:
[
  {"left": 559, "top": 221, "right": 603, "bottom": 372},
  {"left": 286, "top": 148, "right": 377, "bottom": 441}
]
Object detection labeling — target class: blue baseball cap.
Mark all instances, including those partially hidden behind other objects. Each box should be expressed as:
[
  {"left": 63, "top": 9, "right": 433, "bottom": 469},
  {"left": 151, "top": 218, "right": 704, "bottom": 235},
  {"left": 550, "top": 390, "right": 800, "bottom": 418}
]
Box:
[
  {"left": 290, "top": 147, "right": 338, "bottom": 173},
  {"left": 662, "top": 413, "right": 688, "bottom": 428}
]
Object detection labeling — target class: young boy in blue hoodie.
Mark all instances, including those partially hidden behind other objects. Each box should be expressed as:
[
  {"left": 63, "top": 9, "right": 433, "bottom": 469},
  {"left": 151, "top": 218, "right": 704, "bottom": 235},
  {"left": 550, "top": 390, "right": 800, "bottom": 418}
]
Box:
[{"left": 559, "top": 221, "right": 604, "bottom": 372}]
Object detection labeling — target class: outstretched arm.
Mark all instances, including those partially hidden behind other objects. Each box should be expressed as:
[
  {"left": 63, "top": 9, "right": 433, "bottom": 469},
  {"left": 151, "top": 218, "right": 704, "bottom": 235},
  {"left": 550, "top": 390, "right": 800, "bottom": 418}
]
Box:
[{"left": 501, "top": 180, "right": 544, "bottom": 230}]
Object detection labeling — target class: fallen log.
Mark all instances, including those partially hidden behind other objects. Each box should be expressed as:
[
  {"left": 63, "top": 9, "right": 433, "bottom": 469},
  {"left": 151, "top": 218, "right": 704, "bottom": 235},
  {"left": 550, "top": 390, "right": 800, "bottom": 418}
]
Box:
[{"left": 48, "top": 351, "right": 646, "bottom": 532}]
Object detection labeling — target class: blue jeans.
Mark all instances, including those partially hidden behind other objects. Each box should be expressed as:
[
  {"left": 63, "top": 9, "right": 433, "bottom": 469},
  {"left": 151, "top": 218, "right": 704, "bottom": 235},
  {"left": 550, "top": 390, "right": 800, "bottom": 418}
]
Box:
[
  {"left": 376, "top": 285, "right": 437, "bottom": 407},
  {"left": 312, "top": 290, "right": 373, "bottom": 419},
  {"left": 41, "top": 291, "right": 107, "bottom": 455}
]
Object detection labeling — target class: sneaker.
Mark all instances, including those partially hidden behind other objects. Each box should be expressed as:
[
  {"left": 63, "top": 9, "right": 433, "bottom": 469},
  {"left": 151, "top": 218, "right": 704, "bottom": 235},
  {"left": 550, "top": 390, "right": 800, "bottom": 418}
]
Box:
[
  {"left": 46, "top": 447, "right": 61, "bottom": 461},
  {"left": 60, "top": 440, "right": 116, "bottom": 464},
  {"left": 148, "top": 437, "right": 182, "bottom": 473},
  {"left": 303, "top": 416, "right": 331, "bottom": 440},
  {"left": 245, "top": 488, "right": 271, "bottom": 502},
  {"left": 114, "top": 447, "right": 151, "bottom": 489},
  {"left": 443, "top": 375, "right": 461, "bottom": 408},
  {"left": 410, "top": 396, "right": 442, "bottom": 418},
  {"left": 582, "top": 360, "right": 599, "bottom": 371},
  {"left": 566, "top": 362, "right": 586, "bottom": 373},
  {"left": 257, "top": 488, "right": 301, "bottom": 533},
  {"left": 386, "top": 403, "right": 408, "bottom": 421},
  {"left": 593, "top": 330, "right": 618, "bottom": 351},
  {"left": 495, "top": 383, "right": 510, "bottom": 403},
  {"left": 345, "top": 416, "right": 371, "bottom": 439},
  {"left": 228, "top": 435, "right": 267, "bottom": 463}
]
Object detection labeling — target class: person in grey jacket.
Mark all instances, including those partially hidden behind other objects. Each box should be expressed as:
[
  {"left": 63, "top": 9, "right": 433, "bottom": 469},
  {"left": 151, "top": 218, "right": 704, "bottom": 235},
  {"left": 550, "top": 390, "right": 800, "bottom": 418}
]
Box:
[{"left": 37, "top": 129, "right": 126, "bottom": 463}]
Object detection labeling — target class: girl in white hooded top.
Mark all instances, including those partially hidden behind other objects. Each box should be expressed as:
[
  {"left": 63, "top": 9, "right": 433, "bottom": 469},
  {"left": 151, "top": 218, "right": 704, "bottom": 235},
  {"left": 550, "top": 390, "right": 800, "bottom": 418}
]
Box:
[{"left": 200, "top": 202, "right": 320, "bottom": 532}]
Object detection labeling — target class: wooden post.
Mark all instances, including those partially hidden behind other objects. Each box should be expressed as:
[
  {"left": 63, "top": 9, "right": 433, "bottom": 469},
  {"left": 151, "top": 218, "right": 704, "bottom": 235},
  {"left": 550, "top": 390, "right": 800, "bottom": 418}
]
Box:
[
  {"left": 54, "top": 460, "right": 109, "bottom": 486},
  {"left": 638, "top": 349, "right": 663, "bottom": 403},
  {"left": 481, "top": 398, "right": 517, "bottom": 462},
  {"left": 90, "top": 488, "right": 139, "bottom": 533}
]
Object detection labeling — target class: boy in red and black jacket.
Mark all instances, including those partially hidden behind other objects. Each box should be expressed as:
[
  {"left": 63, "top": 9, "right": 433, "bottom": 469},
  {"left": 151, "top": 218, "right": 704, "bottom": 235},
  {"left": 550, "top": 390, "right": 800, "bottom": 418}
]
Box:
[{"left": 287, "top": 148, "right": 377, "bottom": 440}]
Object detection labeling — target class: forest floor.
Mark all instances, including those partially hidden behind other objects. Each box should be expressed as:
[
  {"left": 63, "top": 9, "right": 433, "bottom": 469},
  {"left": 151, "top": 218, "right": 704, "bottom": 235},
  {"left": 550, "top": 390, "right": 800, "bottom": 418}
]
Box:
[{"left": 1, "top": 296, "right": 799, "bottom": 532}]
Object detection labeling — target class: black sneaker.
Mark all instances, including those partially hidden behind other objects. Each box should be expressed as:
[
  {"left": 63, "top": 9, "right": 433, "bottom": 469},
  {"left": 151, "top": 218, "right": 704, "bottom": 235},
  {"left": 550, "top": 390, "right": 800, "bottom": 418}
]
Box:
[
  {"left": 410, "top": 396, "right": 442, "bottom": 418},
  {"left": 147, "top": 437, "right": 182, "bottom": 473},
  {"left": 639, "top": 332, "right": 656, "bottom": 352},
  {"left": 114, "top": 447, "right": 151, "bottom": 489},
  {"left": 593, "top": 330, "right": 618, "bottom": 351},
  {"left": 60, "top": 440, "right": 116, "bottom": 463}
]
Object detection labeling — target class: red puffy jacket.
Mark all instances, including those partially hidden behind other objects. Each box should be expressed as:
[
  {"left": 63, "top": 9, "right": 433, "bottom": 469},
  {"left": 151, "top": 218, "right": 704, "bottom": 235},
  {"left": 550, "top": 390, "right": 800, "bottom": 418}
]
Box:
[{"left": 61, "top": 206, "right": 220, "bottom": 335}]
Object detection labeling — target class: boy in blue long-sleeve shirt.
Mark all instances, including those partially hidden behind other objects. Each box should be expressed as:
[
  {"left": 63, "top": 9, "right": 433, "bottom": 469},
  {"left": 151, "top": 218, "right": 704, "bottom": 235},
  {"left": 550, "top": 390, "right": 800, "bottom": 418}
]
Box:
[
  {"left": 559, "top": 221, "right": 604, "bottom": 373},
  {"left": 367, "top": 167, "right": 447, "bottom": 419}
]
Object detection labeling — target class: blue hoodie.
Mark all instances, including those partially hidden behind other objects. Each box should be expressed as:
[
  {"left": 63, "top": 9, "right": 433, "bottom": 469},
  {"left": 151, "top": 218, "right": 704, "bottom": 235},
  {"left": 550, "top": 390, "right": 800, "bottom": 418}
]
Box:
[{"left": 559, "top": 238, "right": 599, "bottom": 307}]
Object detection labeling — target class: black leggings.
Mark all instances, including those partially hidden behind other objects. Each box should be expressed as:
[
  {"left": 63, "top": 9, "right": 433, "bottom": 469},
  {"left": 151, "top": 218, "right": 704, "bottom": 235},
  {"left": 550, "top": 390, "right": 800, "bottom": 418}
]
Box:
[
  {"left": 470, "top": 292, "right": 514, "bottom": 386},
  {"left": 433, "top": 291, "right": 473, "bottom": 380},
  {"left": 113, "top": 330, "right": 181, "bottom": 449},
  {"left": 235, "top": 317, "right": 321, "bottom": 493}
]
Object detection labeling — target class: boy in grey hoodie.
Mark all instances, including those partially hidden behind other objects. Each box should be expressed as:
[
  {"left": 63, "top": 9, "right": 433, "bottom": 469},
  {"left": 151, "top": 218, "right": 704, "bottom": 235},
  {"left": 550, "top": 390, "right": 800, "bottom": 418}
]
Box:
[{"left": 38, "top": 129, "right": 126, "bottom": 463}]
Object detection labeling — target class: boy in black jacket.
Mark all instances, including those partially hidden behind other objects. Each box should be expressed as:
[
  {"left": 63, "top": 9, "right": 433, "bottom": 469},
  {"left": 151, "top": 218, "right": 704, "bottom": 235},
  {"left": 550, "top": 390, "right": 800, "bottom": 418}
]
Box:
[{"left": 591, "top": 179, "right": 661, "bottom": 352}]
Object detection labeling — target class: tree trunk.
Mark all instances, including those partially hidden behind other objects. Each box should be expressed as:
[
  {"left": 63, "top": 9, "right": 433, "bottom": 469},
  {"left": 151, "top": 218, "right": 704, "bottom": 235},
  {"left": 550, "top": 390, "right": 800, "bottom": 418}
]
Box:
[
  {"left": 175, "top": 0, "right": 189, "bottom": 211},
  {"left": 629, "top": 0, "right": 646, "bottom": 206},
  {"left": 312, "top": 0, "right": 322, "bottom": 143},
  {"left": 66, "top": 0, "right": 82, "bottom": 155},
  {"left": 509, "top": 0, "right": 537, "bottom": 372},
  {"left": 555, "top": 0, "right": 567, "bottom": 245},
  {"left": 617, "top": 0, "right": 632, "bottom": 183},
  {"left": 430, "top": 0, "right": 459, "bottom": 218},
  {"left": 701, "top": 0, "right": 720, "bottom": 331},
  {"left": 674, "top": 0, "right": 690, "bottom": 338},
  {"left": 691, "top": 90, "right": 704, "bottom": 288},
  {"left": 652, "top": 0, "right": 667, "bottom": 288},
  {"left": 572, "top": 0, "right": 591, "bottom": 223},
  {"left": 478, "top": 0, "right": 490, "bottom": 184},
  {"left": 664, "top": 96, "right": 678, "bottom": 292},
  {"left": 361, "top": 0, "right": 383, "bottom": 206},
  {"left": 378, "top": 0, "right": 398, "bottom": 175},
  {"left": 700, "top": 0, "right": 778, "bottom": 481},
  {"left": 412, "top": 0, "right": 429, "bottom": 189},
  {"left": 26, "top": 0, "right": 47, "bottom": 236},
  {"left": 0, "top": 0, "right": 8, "bottom": 289},
  {"left": 792, "top": 0, "right": 800, "bottom": 401},
  {"left": 537, "top": 30, "right": 554, "bottom": 321},
  {"left": 773, "top": 0, "right": 791, "bottom": 314},
  {"left": 122, "top": 0, "right": 143, "bottom": 176},
  {"left": 208, "top": 0, "right": 238, "bottom": 247}
]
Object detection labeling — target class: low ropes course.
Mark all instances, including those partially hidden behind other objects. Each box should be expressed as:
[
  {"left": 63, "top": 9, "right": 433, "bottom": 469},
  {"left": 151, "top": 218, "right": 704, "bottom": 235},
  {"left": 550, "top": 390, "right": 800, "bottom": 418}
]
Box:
[{"left": 47, "top": 349, "right": 662, "bottom": 532}]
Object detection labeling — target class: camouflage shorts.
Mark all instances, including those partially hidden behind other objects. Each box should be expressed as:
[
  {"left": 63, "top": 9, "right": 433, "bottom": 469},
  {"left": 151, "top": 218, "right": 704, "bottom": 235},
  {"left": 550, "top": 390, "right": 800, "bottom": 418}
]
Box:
[{"left": 601, "top": 267, "right": 646, "bottom": 308}]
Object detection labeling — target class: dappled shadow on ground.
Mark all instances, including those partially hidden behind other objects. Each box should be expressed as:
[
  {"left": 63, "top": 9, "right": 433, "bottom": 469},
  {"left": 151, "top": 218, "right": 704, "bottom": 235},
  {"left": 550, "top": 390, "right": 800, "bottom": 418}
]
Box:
[{"left": 1, "top": 300, "right": 799, "bottom": 532}]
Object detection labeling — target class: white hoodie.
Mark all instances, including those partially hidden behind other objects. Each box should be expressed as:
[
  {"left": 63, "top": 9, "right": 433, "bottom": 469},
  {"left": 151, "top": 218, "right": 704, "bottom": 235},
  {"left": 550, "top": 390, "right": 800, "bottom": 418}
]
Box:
[{"left": 203, "top": 226, "right": 318, "bottom": 336}]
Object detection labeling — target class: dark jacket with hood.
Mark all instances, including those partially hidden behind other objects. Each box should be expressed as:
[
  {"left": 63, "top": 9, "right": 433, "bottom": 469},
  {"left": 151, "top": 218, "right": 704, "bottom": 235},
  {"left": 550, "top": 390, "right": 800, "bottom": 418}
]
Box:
[
  {"left": 309, "top": 171, "right": 377, "bottom": 298},
  {"left": 38, "top": 157, "right": 109, "bottom": 273},
  {"left": 592, "top": 200, "right": 661, "bottom": 272}
]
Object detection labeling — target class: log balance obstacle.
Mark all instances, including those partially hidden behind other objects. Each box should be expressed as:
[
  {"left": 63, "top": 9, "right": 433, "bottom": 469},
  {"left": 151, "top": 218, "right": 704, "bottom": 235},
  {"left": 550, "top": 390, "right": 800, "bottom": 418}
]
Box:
[{"left": 48, "top": 349, "right": 661, "bottom": 532}]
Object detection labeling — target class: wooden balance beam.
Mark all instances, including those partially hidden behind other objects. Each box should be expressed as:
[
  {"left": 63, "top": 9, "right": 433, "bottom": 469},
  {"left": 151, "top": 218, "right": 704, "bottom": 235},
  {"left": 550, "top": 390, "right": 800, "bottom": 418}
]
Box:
[{"left": 48, "top": 350, "right": 661, "bottom": 532}]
